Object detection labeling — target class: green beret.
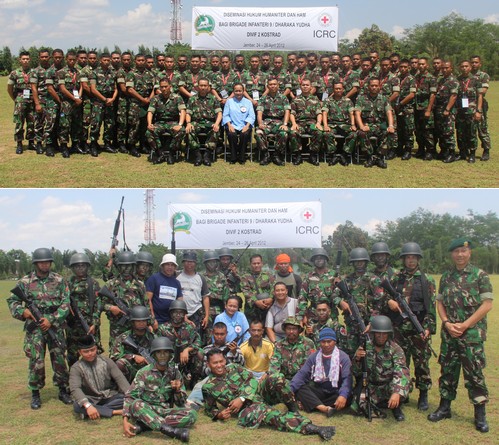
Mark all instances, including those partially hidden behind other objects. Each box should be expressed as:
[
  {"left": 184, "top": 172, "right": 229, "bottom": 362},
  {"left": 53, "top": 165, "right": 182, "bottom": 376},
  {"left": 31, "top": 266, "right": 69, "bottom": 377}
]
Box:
[{"left": 448, "top": 237, "right": 472, "bottom": 252}]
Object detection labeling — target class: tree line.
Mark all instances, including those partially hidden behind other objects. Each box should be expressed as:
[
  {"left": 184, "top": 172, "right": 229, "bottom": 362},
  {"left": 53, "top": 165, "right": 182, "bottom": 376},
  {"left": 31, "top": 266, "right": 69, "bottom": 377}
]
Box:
[
  {"left": 1, "top": 13, "right": 497, "bottom": 78},
  {"left": 1, "top": 208, "right": 497, "bottom": 280}
]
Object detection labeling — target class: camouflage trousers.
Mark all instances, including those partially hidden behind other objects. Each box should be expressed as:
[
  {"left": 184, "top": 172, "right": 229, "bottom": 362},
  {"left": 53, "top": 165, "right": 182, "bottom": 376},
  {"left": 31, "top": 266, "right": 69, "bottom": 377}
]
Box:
[
  {"left": 186, "top": 122, "right": 219, "bottom": 152},
  {"left": 127, "top": 400, "right": 198, "bottom": 430},
  {"left": 23, "top": 328, "right": 69, "bottom": 391},
  {"left": 396, "top": 108, "right": 415, "bottom": 152},
  {"left": 434, "top": 108, "right": 456, "bottom": 153},
  {"left": 393, "top": 329, "right": 432, "bottom": 391},
  {"left": 477, "top": 99, "right": 490, "bottom": 150},
  {"left": 259, "top": 373, "right": 295, "bottom": 406},
  {"left": 90, "top": 100, "right": 116, "bottom": 144},
  {"left": 414, "top": 109, "right": 434, "bottom": 153},
  {"left": 128, "top": 100, "right": 148, "bottom": 147},
  {"left": 115, "top": 357, "right": 147, "bottom": 383},
  {"left": 456, "top": 111, "right": 478, "bottom": 152},
  {"left": 116, "top": 97, "right": 129, "bottom": 145},
  {"left": 12, "top": 97, "right": 35, "bottom": 142},
  {"left": 237, "top": 401, "right": 310, "bottom": 432},
  {"left": 43, "top": 99, "right": 60, "bottom": 146},
  {"left": 59, "top": 101, "right": 83, "bottom": 145},
  {"left": 323, "top": 125, "right": 356, "bottom": 154},
  {"left": 438, "top": 332, "right": 488, "bottom": 404},
  {"left": 82, "top": 98, "right": 92, "bottom": 142},
  {"left": 146, "top": 122, "right": 185, "bottom": 153},
  {"left": 65, "top": 323, "right": 103, "bottom": 368},
  {"left": 351, "top": 379, "right": 408, "bottom": 414},
  {"left": 255, "top": 120, "right": 289, "bottom": 155},
  {"left": 355, "top": 125, "right": 393, "bottom": 156},
  {"left": 34, "top": 101, "right": 47, "bottom": 143},
  {"left": 289, "top": 122, "right": 323, "bottom": 153}
]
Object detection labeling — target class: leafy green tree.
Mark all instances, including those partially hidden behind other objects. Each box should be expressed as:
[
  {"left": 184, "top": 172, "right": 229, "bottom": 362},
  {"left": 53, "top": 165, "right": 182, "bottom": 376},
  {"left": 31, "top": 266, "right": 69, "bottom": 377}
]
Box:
[{"left": 354, "top": 24, "right": 396, "bottom": 56}]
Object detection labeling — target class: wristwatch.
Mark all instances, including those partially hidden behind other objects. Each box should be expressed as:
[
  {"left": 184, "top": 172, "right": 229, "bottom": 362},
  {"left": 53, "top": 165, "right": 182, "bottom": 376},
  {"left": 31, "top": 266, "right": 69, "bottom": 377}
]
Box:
[
  {"left": 84, "top": 402, "right": 92, "bottom": 409},
  {"left": 239, "top": 396, "right": 246, "bottom": 403}
]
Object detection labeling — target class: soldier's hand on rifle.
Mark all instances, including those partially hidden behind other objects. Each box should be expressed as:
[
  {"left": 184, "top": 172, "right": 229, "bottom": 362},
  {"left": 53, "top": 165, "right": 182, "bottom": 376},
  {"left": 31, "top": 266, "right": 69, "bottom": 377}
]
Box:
[
  {"left": 110, "top": 305, "right": 125, "bottom": 316},
  {"left": 387, "top": 299, "right": 401, "bottom": 313},
  {"left": 334, "top": 395, "right": 347, "bottom": 410},
  {"left": 387, "top": 393, "right": 401, "bottom": 409},
  {"left": 123, "top": 417, "right": 137, "bottom": 437},
  {"left": 363, "top": 323, "right": 371, "bottom": 334},
  {"left": 180, "top": 349, "right": 190, "bottom": 365},
  {"left": 423, "top": 329, "right": 430, "bottom": 340},
  {"left": 86, "top": 404, "right": 100, "bottom": 420},
  {"left": 305, "top": 324, "right": 314, "bottom": 335},
  {"left": 339, "top": 300, "right": 351, "bottom": 315},
  {"left": 134, "top": 355, "right": 147, "bottom": 365},
  {"left": 152, "top": 319, "right": 159, "bottom": 331},
  {"left": 354, "top": 346, "right": 366, "bottom": 361},
  {"left": 227, "top": 341, "right": 237, "bottom": 353},
  {"left": 228, "top": 263, "right": 238, "bottom": 276},
  {"left": 109, "top": 247, "right": 117, "bottom": 258},
  {"left": 22, "top": 308, "right": 35, "bottom": 322},
  {"left": 88, "top": 325, "right": 96, "bottom": 335},
  {"left": 39, "top": 317, "right": 51, "bottom": 332}
]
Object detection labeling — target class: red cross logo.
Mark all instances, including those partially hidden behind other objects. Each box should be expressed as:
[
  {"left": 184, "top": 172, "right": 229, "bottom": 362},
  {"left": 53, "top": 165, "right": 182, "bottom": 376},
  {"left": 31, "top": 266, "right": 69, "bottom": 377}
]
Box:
[
  {"left": 321, "top": 15, "right": 330, "bottom": 25},
  {"left": 303, "top": 210, "right": 313, "bottom": 220}
]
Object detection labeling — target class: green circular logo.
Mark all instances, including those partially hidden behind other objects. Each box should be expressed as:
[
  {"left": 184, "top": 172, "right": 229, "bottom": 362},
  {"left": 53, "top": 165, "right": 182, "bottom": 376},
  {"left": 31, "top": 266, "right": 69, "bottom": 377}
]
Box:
[
  {"left": 172, "top": 212, "right": 192, "bottom": 233},
  {"left": 195, "top": 15, "right": 216, "bottom": 35}
]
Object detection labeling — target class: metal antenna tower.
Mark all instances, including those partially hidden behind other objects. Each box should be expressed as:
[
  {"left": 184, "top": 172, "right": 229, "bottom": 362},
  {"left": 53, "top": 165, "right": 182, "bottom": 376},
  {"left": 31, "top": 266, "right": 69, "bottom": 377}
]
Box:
[
  {"left": 170, "top": 0, "right": 183, "bottom": 44},
  {"left": 144, "top": 189, "right": 156, "bottom": 244}
]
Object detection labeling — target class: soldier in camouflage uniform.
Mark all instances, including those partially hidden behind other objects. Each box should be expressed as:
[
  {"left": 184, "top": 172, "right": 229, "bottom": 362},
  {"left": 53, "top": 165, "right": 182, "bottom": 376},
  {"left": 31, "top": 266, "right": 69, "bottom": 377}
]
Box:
[
  {"left": 414, "top": 57, "right": 437, "bottom": 160},
  {"left": 434, "top": 61, "right": 459, "bottom": 163},
  {"left": 115, "top": 52, "right": 132, "bottom": 154},
  {"left": 101, "top": 251, "right": 148, "bottom": 350},
  {"left": 265, "top": 55, "right": 292, "bottom": 97},
  {"left": 354, "top": 78, "right": 396, "bottom": 169},
  {"left": 289, "top": 78, "right": 324, "bottom": 166},
  {"left": 57, "top": 51, "right": 84, "bottom": 158},
  {"left": 110, "top": 306, "right": 155, "bottom": 382},
  {"left": 356, "top": 58, "right": 376, "bottom": 100},
  {"left": 126, "top": 53, "right": 156, "bottom": 157},
  {"left": 7, "top": 51, "right": 35, "bottom": 154},
  {"left": 304, "top": 300, "right": 345, "bottom": 349},
  {"left": 155, "top": 55, "right": 182, "bottom": 94},
  {"left": 314, "top": 54, "right": 340, "bottom": 101},
  {"left": 209, "top": 55, "right": 239, "bottom": 106},
  {"left": 378, "top": 58, "right": 400, "bottom": 158},
  {"left": 339, "top": 55, "right": 360, "bottom": 101},
  {"left": 146, "top": 78, "right": 186, "bottom": 165},
  {"left": 203, "top": 350, "right": 335, "bottom": 440},
  {"left": 255, "top": 78, "right": 290, "bottom": 166},
  {"left": 157, "top": 300, "right": 204, "bottom": 388},
  {"left": 185, "top": 78, "right": 222, "bottom": 166},
  {"left": 386, "top": 243, "right": 436, "bottom": 411},
  {"left": 428, "top": 238, "right": 493, "bottom": 433},
  {"left": 455, "top": 60, "right": 483, "bottom": 163},
  {"left": 395, "top": 59, "right": 417, "bottom": 160},
  {"left": 288, "top": 54, "right": 309, "bottom": 100},
  {"left": 135, "top": 250, "right": 153, "bottom": 283},
  {"left": 470, "top": 56, "right": 491, "bottom": 161},
  {"left": 322, "top": 81, "right": 356, "bottom": 166},
  {"left": 241, "top": 254, "right": 275, "bottom": 323},
  {"left": 178, "top": 54, "right": 206, "bottom": 102},
  {"left": 79, "top": 50, "right": 98, "bottom": 153},
  {"left": 7, "top": 248, "right": 72, "bottom": 409},
  {"left": 241, "top": 54, "right": 268, "bottom": 109},
  {"left": 89, "top": 53, "right": 118, "bottom": 156},
  {"left": 30, "top": 49, "right": 51, "bottom": 154},
  {"left": 123, "top": 337, "right": 196, "bottom": 441},
  {"left": 352, "top": 316, "right": 410, "bottom": 421},
  {"left": 370, "top": 242, "right": 394, "bottom": 281},
  {"left": 334, "top": 248, "right": 385, "bottom": 360},
  {"left": 66, "top": 252, "right": 102, "bottom": 367},
  {"left": 218, "top": 247, "right": 241, "bottom": 295}
]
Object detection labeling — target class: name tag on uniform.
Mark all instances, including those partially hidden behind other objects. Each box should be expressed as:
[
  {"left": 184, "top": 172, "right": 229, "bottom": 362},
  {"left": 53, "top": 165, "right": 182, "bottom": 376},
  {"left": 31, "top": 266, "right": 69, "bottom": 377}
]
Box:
[
  {"left": 221, "top": 89, "right": 229, "bottom": 99},
  {"left": 23, "top": 89, "right": 31, "bottom": 99},
  {"left": 461, "top": 98, "right": 469, "bottom": 108},
  {"left": 322, "top": 92, "right": 329, "bottom": 101},
  {"left": 296, "top": 88, "right": 302, "bottom": 96},
  {"left": 73, "top": 90, "right": 80, "bottom": 99},
  {"left": 252, "top": 90, "right": 260, "bottom": 100}
]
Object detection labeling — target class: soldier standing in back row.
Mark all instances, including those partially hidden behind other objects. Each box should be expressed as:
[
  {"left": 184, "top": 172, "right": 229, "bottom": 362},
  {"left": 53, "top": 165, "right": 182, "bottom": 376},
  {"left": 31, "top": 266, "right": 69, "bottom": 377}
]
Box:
[
  {"left": 30, "top": 48, "right": 51, "bottom": 155},
  {"left": 470, "top": 56, "right": 491, "bottom": 161}
]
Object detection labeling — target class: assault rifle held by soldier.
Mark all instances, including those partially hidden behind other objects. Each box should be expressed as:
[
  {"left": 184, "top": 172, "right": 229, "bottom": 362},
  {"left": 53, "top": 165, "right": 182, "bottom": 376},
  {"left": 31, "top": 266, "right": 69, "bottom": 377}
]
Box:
[
  {"left": 122, "top": 335, "right": 155, "bottom": 364},
  {"left": 98, "top": 286, "right": 131, "bottom": 326},
  {"left": 69, "top": 295, "right": 94, "bottom": 338}
]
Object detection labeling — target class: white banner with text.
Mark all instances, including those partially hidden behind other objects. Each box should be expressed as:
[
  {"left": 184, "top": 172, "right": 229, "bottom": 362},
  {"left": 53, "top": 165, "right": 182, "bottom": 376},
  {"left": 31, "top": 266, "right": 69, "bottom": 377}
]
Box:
[
  {"left": 191, "top": 7, "right": 338, "bottom": 51},
  {"left": 168, "top": 202, "right": 322, "bottom": 249}
]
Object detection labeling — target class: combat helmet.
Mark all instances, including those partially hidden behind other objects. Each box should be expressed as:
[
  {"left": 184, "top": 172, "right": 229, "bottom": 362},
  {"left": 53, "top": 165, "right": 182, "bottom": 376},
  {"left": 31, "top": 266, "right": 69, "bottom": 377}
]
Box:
[
  {"left": 218, "top": 247, "right": 234, "bottom": 259},
  {"left": 70, "top": 252, "right": 91, "bottom": 266},
  {"left": 310, "top": 247, "right": 330, "bottom": 262},
  {"left": 130, "top": 305, "right": 150, "bottom": 321},
  {"left": 150, "top": 337, "right": 174, "bottom": 353},
  {"left": 370, "top": 315, "right": 393, "bottom": 333},
  {"left": 349, "top": 247, "right": 369, "bottom": 263},
  {"left": 169, "top": 299, "right": 188, "bottom": 313},
  {"left": 32, "top": 248, "right": 53, "bottom": 263},
  {"left": 370, "top": 242, "right": 391, "bottom": 258},
  {"left": 116, "top": 251, "right": 136, "bottom": 265},
  {"left": 203, "top": 250, "right": 219, "bottom": 263},
  {"left": 136, "top": 251, "right": 154, "bottom": 265},
  {"left": 399, "top": 242, "right": 423, "bottom": 258}
]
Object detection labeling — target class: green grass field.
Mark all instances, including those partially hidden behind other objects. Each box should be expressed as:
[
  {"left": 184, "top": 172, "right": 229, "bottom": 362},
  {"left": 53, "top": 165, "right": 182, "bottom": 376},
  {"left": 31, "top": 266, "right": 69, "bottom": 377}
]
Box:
[
  {"left": 1, "top": 277, "right": 497, "bottom": 445},
  {"left": 0, "top": 77, "right": 497, "bottom": 188}
]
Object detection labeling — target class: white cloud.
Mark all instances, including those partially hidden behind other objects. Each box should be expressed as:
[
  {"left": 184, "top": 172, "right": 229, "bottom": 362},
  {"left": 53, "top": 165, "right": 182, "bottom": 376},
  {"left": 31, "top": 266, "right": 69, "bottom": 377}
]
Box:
[
  {"left": 361, "top": 218, "right": 383, "bottom": 235},
  {"left": 341, "top": 27, "right": 362, "bottom": 41},
  {"left": 0, "top": 0, "right": 44, "bottom": 9},
  {"left": 12, "top": 12, "right": 38, "bottom": 32},
  {"left": 177, "top": 192, "right": 206, "bottom": 203},
  {"left": 390, "top": 25, "right": 406, "bottom": 39},
  {"left": 483, "top": 14, "right": 499, "bottom": 24},
  {"left": 322, "top": 223, "right": 340, "bottom": 239},
  {"left": 428, "top": 201, "right": 460, "bottom": 213}
]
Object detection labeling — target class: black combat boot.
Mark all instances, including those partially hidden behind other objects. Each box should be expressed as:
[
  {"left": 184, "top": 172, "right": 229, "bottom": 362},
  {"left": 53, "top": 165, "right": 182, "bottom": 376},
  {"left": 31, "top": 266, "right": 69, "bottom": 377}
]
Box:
[
  {"left": 193, "top": 150, "right": 202, "bottom": 166},
  {"left": 392, "top": 406, "right": 405, "bottom": 421},
  {"left": 428, "top": 398, "right": 452, "bottom": 422},
  {"left": 385, "top": 149, "right": 396, "bottom": 160},
  {"left": 303, "top": 424, "right": 336, "bottom": 441},
  {"left": 424, "top": 150, "right": 434, "bottom": 161},
  {"left": 58, "top": 388, "right": 72, "bottom": 405},
  {"left": 481, "top": 149, "right": 489, "bottom": 161},
  {"left": 45, "top": 145, "right": 55, "bottom": 157},
  {"left": 259, "top": 152, "right": 270, "bottom": 165},
  {"left": 401, "top": 151, "right": 411, "bottom": 160},
  {"left": 364, "top": 156, "right": 375, "bottom": 168},
  {"left": 60, "top": 143, "right": 70, "bottom": 158},
  {"left": 442, "top": 151, "right": 455, "bottom": 163},
  {"left": 272, "top": 155, "right": 285, "bottom": 166},
  {"left": 129, "top": 146, "right": 141, "bottom": 158},
  {"left": 203, "top": 151, "right": 212, "bottom": 166},
  {"left": 16, "top": 141, "right": 23, "bottom": 154},
  {"left": 285, "top": 401, "right": 300, "bottom": 413},
  {"left": 292, "top": 153, "right": 302, "bottom": 165},
  {"left": 133, "top": 421, "right": 151, "bottom": 435},
  {"left": 160, "top": 424, "right": 189, "bottom": 442},
  {"left": 166, "top": 152, "right": 175, "bottom": 165},
  {"left": 36, "top": 142, "right": 44, "bottom": 155},
  {"left": 414, "top": 149, "right": 425, "bottom": 159},
  {"left": 310, "top": 153, "right": 320, "bottom": 166},
  {"left": 31, "top": 390, "right": 41, "bottom": 410},
  {"left": 417, "top": 390, "right": 429, "bottom": 411},
  {"left": 377, "top": 157, "right": 387, "bottom": 169},
  {"left": 468, "top": 150, "right": 476, "bottom": 163},
  {"left": 28, "top": 140, "right": 35, "bottom": 151},
  {"left": 474, "top": 404, "right": 489, "bottom": 433},
  {"left": 327, "top": 154, "right": 338, "bottom": 166},
  {"left": 90, "top": 142, "right": 99, "bottom": 157},
  {"left": 118, "top": 143, "right": 128, "bottom": 154}
]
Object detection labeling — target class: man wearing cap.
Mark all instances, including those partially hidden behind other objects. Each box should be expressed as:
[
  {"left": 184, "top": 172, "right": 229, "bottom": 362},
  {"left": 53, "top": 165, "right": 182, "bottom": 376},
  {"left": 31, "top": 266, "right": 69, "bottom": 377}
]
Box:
[
  {"left": 428, "top": 238, "right": 493, "bottom": 433},
  {"left": 7, "top": 247, "right": 72, "bottom": 409},
  {"left": 146, "top": 253, "right": 183, "bottom": 329},
  {"left": 291, "top": 328, "right": 352, "bottom": 417},
  {"left": 265, "top": 282, "right": 299, "bottom": 343},
  {"left": 274, "top": 253, "right": 302, "bottom": 299},
  {"left": 70, "top": 335, "right": 130, "bottom": 420}
]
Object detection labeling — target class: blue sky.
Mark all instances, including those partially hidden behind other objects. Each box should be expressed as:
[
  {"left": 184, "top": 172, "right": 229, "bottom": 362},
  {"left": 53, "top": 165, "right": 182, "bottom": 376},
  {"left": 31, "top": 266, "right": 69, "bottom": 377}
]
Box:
[
  {"left": 0, "top": 188, "right": 497, "bottom": 253},
  {"left": 0, "top": 0, "right": 497, "bottom": 54}
]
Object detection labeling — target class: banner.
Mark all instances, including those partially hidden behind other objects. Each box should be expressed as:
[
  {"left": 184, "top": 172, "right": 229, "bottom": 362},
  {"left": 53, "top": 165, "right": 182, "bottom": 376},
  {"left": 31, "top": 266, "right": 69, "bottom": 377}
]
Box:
[
  {"left": 168, "top": 202, "right": 322, "bottom": 249},
  {"left": 191, "top": 7, "right": 338, "bottom": 52}
]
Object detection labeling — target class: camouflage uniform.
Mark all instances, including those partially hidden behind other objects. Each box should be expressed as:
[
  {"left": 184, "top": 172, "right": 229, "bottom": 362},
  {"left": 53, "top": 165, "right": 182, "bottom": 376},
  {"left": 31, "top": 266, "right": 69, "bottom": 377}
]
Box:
[
  {"left": 155, "top": 70, "right": 182, "bottom": 93},
  {"left": 255, "top": 93, "right": 290, "bottom": 157},
  {"left": 110, "top": 329, "right": 155, "bottom": 382},
  {"left": 240, "top": 271, "right": 275, "bottom": 322},
  {"left": 289, "top": 94, "right": 323, "bottom": 154},
  {"left": 379, "top": 72, "right": 400, "bottom": 151},
  {"left": 351, "top": 338, "right": 410, "bottom": 413},
  {"left": 79, "top": 65, "right": 94, "bottom": 143},
  {"left": 204, "top": 271, "right": 230, "bottom": 341},
  {"left": 456, "top": 73, "right": 482, "bottom": 156},
  {"left": 322, "top": 96, "right": 356, "bottom": 154},
  {"left": 116, "top": 66, "right": 131, "bottom": 147},
  {"left": 472, "top": 69, "right": 491, "bottom": 152},
  {"left": 8, "top": 67, "right": 35, "bottom": 143},
  {"left": 89, "top": 66, "right": 117, "bottom": 145},
  {"left": 388, "top": 270, "right": 436, "bottom": 391},
  {"left": 66, "top": 275, "right": 102, "bottom": 367},
  {"left": 339, "top": 70, "right": 360, "bottom": 100},
  {"left": 186, "top": 94, "right": 222, "bottom": 153},
  {"left": 266, "top": 69, "right": 291, "bottom": 94},
  {"left": 30, "top": 64, "right": 49, "bottom": 145},
  {"left": 437, "top": 264, "right": 493, "bottom": 404},
  {"left": 42, "top": 64, "right": 61, "bottom": 148},
  {"left": 123, "top": 363, "right": 197, "bottom": 430},
  {"left": 305, "top": 318, "right": 345, "bottom": 349},
  {"left": 101, "top": 276, "right": 147, "bottom": 350},
  {"left": 202, "top": 363, "right": 311, "bottom": 433},
  {"left": 356, "top": 72, "right": 376, "bottom": 100},
  {"left": 298, "top": 269, "right": 338, "bottom": 322},
  {"left": 209, "top": 70, "right": 239, "bottom": 101},
  {"left": 241, "top": 69, "right": 268, "bottom": 101},
  {"left": 414, "top": 72, "right": 436, "bottom": 156},
  {"left": 396, "top": 73, "right": 417, "bottom": 154},
  {"left": 434, "top": 74, "right": 459, "bottom": 156},
  {"left": 269, "top": 336, "right": 316, "bottom": 381},
  {"left": 289, "top": 70, "right": 308, "bottom": 98},
  {"left": 7, "top": 271, "right": 70, "bottom": 391},
  {"left": 315, "top": 70, "right": 340, "bottom": 100},
  {"left": 57, "top": 66, "right": 83, "bottom": 145},
  {"left": 178, "top": 69, "right": 207, "bottom": 100},
  {"left": 145, "top": 92, "right": 186, "bottom": 155}
]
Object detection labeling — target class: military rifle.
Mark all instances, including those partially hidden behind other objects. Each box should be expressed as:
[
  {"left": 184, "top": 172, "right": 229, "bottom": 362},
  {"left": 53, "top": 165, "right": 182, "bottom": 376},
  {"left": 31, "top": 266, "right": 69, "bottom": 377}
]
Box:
[
  {"left": 98, "top": 286, "right": 131, "bottom": 326},
  {"left": 11, "top": 286, "right": 64, "bottom": 350},
  {"left": 69, "top": 296, "right": 92, "bottom": 336},
  {"left": 381, "top": 279, "right": 437, "bottom": 358},
  {"left": 111, "top": 196, "right": 125, "bottom": 250},
  {"left": 122, "top": 336, "right": 155, "bottom": 364},
  {"left": 221, "top": 328, "right": 249, "bottom": 356},
  {"left": 168, "top": 361, "right": 182, "bottom": 408}
]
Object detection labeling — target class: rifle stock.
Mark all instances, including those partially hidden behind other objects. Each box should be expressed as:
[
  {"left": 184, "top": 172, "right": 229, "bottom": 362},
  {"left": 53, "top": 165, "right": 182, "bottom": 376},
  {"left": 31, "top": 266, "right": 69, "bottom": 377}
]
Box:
[{"left": 122, "top": 336, "right": 155, "bottom": 364}]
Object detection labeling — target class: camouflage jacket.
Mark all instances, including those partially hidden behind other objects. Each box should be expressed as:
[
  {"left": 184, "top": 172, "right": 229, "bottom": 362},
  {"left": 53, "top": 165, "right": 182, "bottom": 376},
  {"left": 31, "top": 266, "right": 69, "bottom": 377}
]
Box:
[
  {"left": 352, "top": 339, "right": 410, "bottom": 397},
  {"left": 116, "top": 67, "right": 132, "bottom": 97},
  {"left": 435, "top": 75, "right": 459, "bottom": 109},
  {"left": 457, "top": 74, "right": 482, "bottom": 114},
  {"left": 44, "top": 64, "right": 61, "bottom": 98},
  {"left": 7, "top": 271, "right": 69, "bottom": 329},
  {"left": 204, "top": 272, "right": 230, "bottom": 316},
  {"left": 438, "top": 263, "right": 493, "bottom": 341},
  {"left": 241, "top": 70, "right": 269, "bottom": 95},
  {"left": 269, "top": 336, "right": 316, "bottom": 380},
  {"left": 298, "top": 269, "right": 337, "bottom": 321},
  {"left": 125, "top": 68, "right": 155, "bottom": 99},
  {"left": 397, "top": 74, "right": 416, "bottom": 110},
  {"left": 291, "top": 94, "right": 322, "bottom": 125},
  {"left": 289, "top": 70, "right": 309, "bottom": 95},
  {"left": 89, "top": 66, "right": 117, "bottom": 97},
  {"left": 415, "top": 72, "right": 437, "bottom": 110},
  {"left": 148, "top": 93, "right": 185, "bottom": 123},
  {"left": 240, "top": 271, "right": 275, "bottom": 310},
  {"left": 67, "top": 275, "right": 101, "bottom": 328},
  {"left": 305, "top": 318, "right": 340, "bottom": 347},
  {"left": 8, "top": 68, "right": 33, "bottom": 102},
  {"left": 472, "top": 70, "right": 489, "bottom": 97},
  {"left": 266, "top": 69, "right": 292, "bottom": 93},
  {"left": 208, "top": 70, "right": 240, "bottom": 97},
  {"left": 102, "top": 276, "right": 147, "bottom": 320},
  {"left": 123, "top": 363, "right": 187, "bottom": 415},
  {"left": 154, "top": 70, "right": 182, "bottom": 92},
  {"left": 355, "top": 93, "right": 392, "bottom": 126},
  {"left": 57, "top": 66, "right": 81, "bottom": 101},
  {"left": 109, "top": 329, "right": 155, "bottom": 362},
  {"left": 379, "top": 72, "right": 400, "bottom": 98},
  {"left": 186, "top": 94, "right": 222, "bottom": 125},
  {"left": 323, "top": 96, "right": 354, "bottom": 127},
  {"left": 178, "top": 69, "right": 208, "bottom": 93},
  {"left": 30, "top": 65, "right": 49, "bottom": 101},
  {"left": 256, "top": 93, "right": 291, "bottom": 120},
  {"left": 157, "top": 322, "right": 202, "bottom": 353},
  {"left": 357, "top": 72, "right": 376, "bottom": 97},
  {"left": 315, "top": 70, "right": 341, "bottom": 97},
  {"left": 202, "top": 342, "right": 245, "bottom": 376},
  {"left": 339, "top": 70, "right": 360, "bottom": 95}
]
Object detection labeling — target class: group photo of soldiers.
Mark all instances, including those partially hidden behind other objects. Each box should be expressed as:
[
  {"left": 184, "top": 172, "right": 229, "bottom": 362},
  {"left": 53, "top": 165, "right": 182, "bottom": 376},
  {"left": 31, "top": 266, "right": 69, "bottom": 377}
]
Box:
[
  {"left": 7, "top": 237, "right": 493, "bottom": 442},
  {"left": 8, "top": 48, "right": 491, "bottom": 168}
]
